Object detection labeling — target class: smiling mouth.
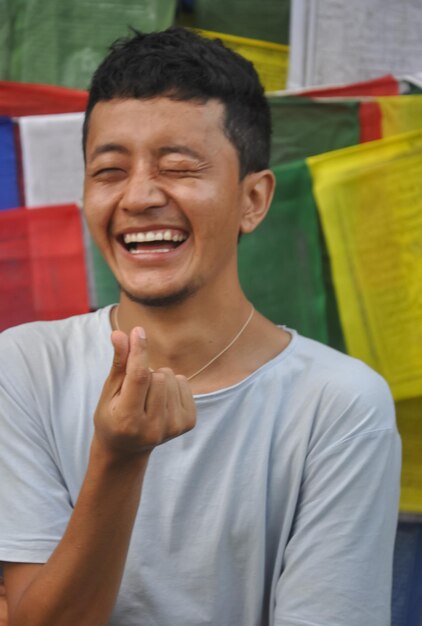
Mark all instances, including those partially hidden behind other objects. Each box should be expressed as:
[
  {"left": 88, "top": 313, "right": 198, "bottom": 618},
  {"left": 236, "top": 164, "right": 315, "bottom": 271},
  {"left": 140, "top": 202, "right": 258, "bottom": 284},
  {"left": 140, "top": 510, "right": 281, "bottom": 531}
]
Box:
[{"left": 120, "top": 229, "right": 188, "bottom": 254}]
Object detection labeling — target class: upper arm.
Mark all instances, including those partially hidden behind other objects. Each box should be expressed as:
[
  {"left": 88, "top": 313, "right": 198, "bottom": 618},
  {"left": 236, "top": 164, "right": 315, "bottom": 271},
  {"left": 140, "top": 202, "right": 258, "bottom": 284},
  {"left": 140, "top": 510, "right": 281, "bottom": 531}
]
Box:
[{"left": 3, "top": 563, "right": 43, "bottom": 620}]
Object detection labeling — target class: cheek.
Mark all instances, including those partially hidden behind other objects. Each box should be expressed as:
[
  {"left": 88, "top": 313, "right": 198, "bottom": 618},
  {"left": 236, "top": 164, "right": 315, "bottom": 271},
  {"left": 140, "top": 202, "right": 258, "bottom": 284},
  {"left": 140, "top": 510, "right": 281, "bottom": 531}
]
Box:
[
  {"left": 177, "top": 182, "right": 239, "bottom": 230},
  {"left": 83, "top": 185, "right": 117, "bottom": 235}
]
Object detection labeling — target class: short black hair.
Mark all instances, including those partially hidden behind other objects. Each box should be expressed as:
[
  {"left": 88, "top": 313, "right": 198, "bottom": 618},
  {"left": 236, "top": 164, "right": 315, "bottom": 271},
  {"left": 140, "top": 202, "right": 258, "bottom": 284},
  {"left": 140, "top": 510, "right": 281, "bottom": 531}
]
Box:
[{"left": 83, "top": 27, "right": 271, "bottom": 179}]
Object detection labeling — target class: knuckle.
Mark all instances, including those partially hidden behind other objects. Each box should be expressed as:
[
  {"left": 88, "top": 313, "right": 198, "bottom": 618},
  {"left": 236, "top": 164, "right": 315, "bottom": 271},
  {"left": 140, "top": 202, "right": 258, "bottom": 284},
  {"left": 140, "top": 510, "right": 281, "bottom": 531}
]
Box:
[{"left": 145, "top": 422, "right": 165, "bottom": 445}]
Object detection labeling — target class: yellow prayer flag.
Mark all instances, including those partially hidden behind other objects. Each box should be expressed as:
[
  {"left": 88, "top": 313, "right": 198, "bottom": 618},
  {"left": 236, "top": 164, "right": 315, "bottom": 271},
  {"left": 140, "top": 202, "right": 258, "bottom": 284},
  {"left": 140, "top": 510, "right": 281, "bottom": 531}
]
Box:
[
  {"left": 379, "top": 95, "right": 422, "bottom": 137},
  {"left": 196, "top": 29, "right": 289, "bottom": 92},
  {"left": 397, "top": 397, "right": 422, "bottom": 513},
  {"left": 308, "top": 131, "right": 422, "bottom": 401}
]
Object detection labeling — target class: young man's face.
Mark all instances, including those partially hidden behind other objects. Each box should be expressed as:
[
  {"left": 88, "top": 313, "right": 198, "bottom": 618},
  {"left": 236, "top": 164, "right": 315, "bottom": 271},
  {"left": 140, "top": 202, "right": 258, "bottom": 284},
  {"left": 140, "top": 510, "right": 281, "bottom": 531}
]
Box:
[{"left": 83, "top": 96, "right": 254, "bottom": 307}]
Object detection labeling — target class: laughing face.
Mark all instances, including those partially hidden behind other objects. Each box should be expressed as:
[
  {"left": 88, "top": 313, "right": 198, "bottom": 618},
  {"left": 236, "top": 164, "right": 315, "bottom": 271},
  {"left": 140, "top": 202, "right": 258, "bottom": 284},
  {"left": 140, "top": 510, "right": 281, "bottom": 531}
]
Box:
[{"left": 83, "top": 97, "right": 269, "bottom": 307}]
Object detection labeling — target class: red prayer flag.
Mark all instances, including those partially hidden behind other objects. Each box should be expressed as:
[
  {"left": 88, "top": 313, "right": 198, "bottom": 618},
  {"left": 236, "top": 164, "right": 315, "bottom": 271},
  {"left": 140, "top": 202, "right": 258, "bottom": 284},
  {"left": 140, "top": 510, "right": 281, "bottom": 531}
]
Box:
[
  {"left": 0, "top": 204, "right": 90, "bottom": 330},
  {"left": 297, "top": 75, "right": 399, "bottom": 98},
  {"left": 0, "top": 81, "right": 88, "bottom": 117},
  {"left": 359, "top": 101, "right": 383, "bottom": 143}
]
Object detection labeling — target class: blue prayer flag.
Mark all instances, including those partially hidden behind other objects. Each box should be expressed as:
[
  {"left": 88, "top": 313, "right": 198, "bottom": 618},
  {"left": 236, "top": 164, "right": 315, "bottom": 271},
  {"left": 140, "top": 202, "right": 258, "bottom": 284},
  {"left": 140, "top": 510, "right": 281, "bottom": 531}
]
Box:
[{"left": 0, "top": 116, "right": 20, "bottom": 210}]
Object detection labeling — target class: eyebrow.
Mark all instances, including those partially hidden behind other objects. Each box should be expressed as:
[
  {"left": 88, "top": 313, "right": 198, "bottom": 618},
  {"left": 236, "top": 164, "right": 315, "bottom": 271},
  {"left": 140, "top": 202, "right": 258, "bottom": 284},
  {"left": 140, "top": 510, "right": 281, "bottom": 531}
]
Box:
[{"left": 89, "top": 143, "right": 130, "bottom": 161}]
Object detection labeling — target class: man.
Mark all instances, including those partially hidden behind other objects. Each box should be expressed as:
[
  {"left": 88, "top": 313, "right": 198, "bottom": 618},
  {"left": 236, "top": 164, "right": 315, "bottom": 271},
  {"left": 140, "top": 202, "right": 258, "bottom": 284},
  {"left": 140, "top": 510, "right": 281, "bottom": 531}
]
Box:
[{"left": 0, "top": 27, "right": 400, "bottom": 626}]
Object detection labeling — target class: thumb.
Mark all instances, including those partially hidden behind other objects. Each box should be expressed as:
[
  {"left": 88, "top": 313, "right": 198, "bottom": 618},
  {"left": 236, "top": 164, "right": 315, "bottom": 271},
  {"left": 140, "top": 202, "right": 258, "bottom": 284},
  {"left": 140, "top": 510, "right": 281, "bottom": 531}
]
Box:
[
  {"left": 125, "top": 326, "right": 150, "bottom": 376},
  {"left": 119, "top": 326, "right": 151, "bottom": 409},
  {"left": 106, "top": 330, "right": 130, "bottom": 392}
]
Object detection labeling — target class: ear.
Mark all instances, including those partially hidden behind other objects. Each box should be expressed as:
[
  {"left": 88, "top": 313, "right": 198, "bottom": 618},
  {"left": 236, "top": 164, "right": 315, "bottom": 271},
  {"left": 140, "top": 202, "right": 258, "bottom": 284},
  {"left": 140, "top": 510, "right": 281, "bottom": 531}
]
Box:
[{"left": 239, "top": 169, "right": 276, "bottom": 234}]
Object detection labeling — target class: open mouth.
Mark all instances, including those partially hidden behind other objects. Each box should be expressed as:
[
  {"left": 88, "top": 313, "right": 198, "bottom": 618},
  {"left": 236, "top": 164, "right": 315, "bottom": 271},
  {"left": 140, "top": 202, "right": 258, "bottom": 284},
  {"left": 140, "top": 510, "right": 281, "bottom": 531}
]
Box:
[{"left": 120, "top": 229, "right": 188, "bottom": 254}]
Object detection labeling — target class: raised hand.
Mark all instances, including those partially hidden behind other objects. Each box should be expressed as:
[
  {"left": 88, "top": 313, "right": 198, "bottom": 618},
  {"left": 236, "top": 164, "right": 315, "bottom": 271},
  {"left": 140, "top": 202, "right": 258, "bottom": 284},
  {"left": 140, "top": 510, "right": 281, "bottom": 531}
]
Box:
[{"left": 94, "top": 327, "right": 196, "bottom": 459}]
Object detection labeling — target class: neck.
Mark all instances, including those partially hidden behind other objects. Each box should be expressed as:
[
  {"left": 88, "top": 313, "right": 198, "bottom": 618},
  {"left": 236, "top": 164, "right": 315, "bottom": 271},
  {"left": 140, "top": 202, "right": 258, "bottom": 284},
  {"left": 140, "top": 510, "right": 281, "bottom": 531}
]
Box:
[{"left": 115, "top": 289, "right": 255, "bottom": 382}]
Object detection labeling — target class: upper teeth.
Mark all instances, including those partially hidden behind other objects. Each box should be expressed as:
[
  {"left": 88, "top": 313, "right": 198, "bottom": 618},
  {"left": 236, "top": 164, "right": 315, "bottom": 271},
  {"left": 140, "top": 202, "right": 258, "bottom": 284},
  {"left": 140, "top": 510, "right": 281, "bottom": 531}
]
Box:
[{"left": 123, "top": 230, "right": 186, "bottom": 244}]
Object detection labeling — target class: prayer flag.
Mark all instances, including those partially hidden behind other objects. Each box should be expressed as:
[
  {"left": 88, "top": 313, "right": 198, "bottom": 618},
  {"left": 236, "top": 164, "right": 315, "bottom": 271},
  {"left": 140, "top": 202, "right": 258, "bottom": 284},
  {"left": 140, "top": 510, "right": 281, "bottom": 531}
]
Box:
[
  {"left": 239, "top": 160, "right": 328, "bottom": 343},
  {"left": 0, "top": 117, "right": 20, "bottom": 210},
  {"left": 359, "top": 101, "right": 383, "bottom": 143},
  {"left": 198, "top": 30, "right": 289, "bottom": 92},
  {"left": 5, "top": 0, "right": 177, "bottom": 88},
  {"left": 309, "top": 130, "right": 422, "bottom": 400},
  {"left": 397, "top": 397, "right": 422, "bottom": 513},
  {"left": 18, "top": 113, "right": 85, "bottom": 207},
  {"left": 285, "top": 75, "right": 400, "bottom": 98},
  {"left": 193, "top": 0, "right": 290, "bottom": 45},
  {"left": 0, "top": 204, "right": 89, "bottom": 330},
  {"left": 269, "top": 97, "right": 361, "bottom": 167},
  {"left": 0, "top": 81, "right": 87, "bottom": 116},
  {"left": 378, "top": 95, "right": 422, "bottom": 137}
]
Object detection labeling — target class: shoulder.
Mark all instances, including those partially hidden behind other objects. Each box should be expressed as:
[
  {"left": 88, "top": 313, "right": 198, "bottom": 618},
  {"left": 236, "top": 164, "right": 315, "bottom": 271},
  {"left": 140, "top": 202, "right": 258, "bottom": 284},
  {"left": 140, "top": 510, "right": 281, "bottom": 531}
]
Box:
[
  {"left": 0, "top": 307, "right": 114, "bottom": 384},
  {"left": 289, "top": 333, "right": 397, "bottom": 453},
  {"left": 258, "top": 330, "right": 397, "bottom": 448}
]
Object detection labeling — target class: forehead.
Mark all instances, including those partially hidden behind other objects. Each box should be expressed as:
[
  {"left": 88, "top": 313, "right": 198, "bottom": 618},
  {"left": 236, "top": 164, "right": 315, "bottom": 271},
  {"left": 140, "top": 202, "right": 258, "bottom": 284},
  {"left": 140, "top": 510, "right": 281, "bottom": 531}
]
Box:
[{"left": 85, "top": 97, "right": 229, "bottom": 156}]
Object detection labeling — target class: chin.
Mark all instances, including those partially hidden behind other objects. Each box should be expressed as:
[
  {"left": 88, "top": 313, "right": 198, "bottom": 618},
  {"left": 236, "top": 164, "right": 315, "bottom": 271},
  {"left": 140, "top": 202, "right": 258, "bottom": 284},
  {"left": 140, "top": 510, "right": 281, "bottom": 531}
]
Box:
[{"left": 120, "top": 282, "right": 200, "bottom": 308}]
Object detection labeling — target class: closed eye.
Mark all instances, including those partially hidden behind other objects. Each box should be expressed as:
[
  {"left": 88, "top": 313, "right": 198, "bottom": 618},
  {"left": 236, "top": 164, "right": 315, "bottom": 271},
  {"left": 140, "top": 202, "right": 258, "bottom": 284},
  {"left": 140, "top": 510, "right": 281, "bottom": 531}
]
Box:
[
  {"left": 160, "top": 168, "right": 200, "bottom": 177},
  {"left": 91, "top": 168, "right": 126, "bottom": 179}
]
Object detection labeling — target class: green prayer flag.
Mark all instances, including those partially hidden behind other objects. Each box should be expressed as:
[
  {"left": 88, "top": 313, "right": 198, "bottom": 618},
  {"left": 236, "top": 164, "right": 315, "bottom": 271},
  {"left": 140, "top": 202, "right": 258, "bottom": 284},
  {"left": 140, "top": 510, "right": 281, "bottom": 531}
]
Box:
[
  {"left": 90, "top": 243, "right": 120, "bottom": 309},
  {"left": 6, "top": 0, "right": 177, "bottom": 88},
  {"left": 192, "top": 0, "right": 290, "bottom": 45},
  {"left": 269, "top": 97, "right": 361, "bottom": 168},
  {"left": 0, "top": 0, "right": 11, "bottom": 79},
  {"left": 238, "top": 160, "right": 328, "bottom": 343}
]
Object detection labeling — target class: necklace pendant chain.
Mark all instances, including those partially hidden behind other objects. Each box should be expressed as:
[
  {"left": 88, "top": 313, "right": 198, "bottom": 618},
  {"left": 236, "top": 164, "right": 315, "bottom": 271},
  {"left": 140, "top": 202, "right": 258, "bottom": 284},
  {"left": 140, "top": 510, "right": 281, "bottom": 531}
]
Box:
[{"left": 113, "top": 304, "right": 255, "bottom": 382}]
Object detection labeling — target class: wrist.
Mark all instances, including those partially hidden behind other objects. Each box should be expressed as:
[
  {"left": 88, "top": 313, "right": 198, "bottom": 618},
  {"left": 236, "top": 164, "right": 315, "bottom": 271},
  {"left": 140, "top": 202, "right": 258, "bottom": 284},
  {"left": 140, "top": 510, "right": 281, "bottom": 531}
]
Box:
[{"left": 90, "top": 432, "right": 152, "bottom": 474}]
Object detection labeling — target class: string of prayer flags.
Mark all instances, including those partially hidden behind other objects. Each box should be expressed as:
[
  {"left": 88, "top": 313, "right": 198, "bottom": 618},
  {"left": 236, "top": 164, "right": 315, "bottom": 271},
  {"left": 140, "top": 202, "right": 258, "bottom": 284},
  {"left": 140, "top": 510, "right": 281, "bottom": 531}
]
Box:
[
  {"left": 0, "top": 117, "right": 20, "bottom": 210},
  {"left": 269, "top": 86, "right": 422, "bottom": 169},
  {"left": 0, "top": 204, "right": 89, "bottom": 331},
  {"left": 309, "top": 130, "right": 422, "bottom": 401},
  {"left": 15, "top": 110, "right": 118, "bottom": 309}
]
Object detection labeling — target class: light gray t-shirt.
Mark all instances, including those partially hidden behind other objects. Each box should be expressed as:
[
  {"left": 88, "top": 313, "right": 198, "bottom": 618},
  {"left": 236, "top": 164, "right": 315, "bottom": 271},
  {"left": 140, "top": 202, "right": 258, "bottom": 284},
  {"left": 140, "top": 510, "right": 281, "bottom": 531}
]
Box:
[{"left": 0, "top": 306, "right": 401, "bottom": 626}]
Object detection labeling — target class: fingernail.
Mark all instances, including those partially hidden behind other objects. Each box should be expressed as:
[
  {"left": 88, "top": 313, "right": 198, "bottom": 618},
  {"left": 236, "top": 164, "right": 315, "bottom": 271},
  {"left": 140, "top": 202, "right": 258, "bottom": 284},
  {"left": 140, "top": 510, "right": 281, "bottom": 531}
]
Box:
[{"left": 137, "top": 326, "right": 146, "bottom": 339}]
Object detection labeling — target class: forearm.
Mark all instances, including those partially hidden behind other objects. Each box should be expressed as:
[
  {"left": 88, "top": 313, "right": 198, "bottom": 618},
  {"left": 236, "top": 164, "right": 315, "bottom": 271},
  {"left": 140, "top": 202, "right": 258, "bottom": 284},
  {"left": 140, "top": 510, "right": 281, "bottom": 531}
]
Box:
[{"left": 9, "top": 436, "right": 150, "bottom": 626}]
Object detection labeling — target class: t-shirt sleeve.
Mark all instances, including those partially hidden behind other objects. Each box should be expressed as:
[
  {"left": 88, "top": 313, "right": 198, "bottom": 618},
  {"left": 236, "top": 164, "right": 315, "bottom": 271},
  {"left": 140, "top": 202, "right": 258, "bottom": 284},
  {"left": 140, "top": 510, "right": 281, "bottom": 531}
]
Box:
[
  {"left": 274, "top": 366, "right": 401, "bottom": 626},
  {"left": 0, "top": 329, "right": 73, "bottom": 564}
]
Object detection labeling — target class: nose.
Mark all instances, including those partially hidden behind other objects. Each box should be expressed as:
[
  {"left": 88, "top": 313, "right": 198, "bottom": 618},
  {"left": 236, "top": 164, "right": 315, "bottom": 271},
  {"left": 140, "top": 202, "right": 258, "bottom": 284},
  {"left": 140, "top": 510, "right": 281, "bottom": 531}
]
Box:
[{"left": 118, "top": 169, "right": 167, "bottom": 214}]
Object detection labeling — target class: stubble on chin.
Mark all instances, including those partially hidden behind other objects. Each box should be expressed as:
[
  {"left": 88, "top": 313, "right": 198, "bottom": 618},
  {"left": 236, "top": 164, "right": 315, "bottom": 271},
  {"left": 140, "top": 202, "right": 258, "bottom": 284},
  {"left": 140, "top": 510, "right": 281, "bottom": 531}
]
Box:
[{"left": 119, "top": 281, "right": 201, "bottom": 308}]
